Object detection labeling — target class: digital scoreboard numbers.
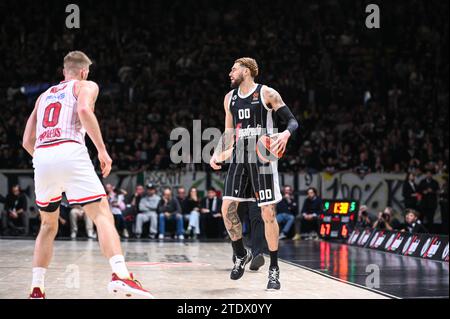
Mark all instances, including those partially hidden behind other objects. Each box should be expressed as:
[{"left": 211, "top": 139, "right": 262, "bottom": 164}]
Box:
[
  {"left": 324, "top": 200, "right": 357, "bottom": 215},
  {"left": 319, "top": 200, "right": 358, "bottom": 240}
]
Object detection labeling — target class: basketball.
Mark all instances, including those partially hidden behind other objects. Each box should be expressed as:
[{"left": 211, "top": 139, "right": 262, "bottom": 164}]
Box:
[{"left": 256, "top": 134, "right": 285, "bottom": 162}]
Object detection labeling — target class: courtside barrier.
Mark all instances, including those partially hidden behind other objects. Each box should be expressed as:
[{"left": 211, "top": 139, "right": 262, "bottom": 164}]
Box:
[{"left": 348, "top": 227, "right": 449, "bottom": 262}]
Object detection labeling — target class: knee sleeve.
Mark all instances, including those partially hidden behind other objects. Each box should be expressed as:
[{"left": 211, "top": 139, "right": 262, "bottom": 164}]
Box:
[
  {"left": 37, "top": 201, "right": 61, "bottom": 213},
  {"left": 80, "top": 198, "right": 102, "bottom": 207}
]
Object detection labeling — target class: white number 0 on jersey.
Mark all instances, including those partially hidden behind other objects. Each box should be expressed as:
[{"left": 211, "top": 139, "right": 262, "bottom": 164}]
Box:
[
  {"left": 238, "top": 108, "right": 250, "bottom": 119},
  {"left": 259, "top": 189, "right": 272, "bottom": 201}
]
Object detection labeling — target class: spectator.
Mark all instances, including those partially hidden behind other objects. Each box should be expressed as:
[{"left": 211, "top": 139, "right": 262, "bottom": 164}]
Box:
[
  {"left": 418, "top": 170, "right": 440, "bottom": 229},
  {"left": 402, "top": 172, "right": 420, "bottom": 210},
  {"left": 176, "top": 186, "right": 190, "bottom": 230},
  {"left": 176, "top": 187, "right": 188, "bottom": 214},
  {"left": 1, "top": 185, "right": 28, "bottom": 236},
  {"left": 0, "top": 191, "right": 5, "bottom": 234},
  {"left": 106, "top": 184, "right": 129, "bottom": 238},
  {"left": 439, "top": 175, "right": 448, "bottom": 234},
  {"left": 158, "top": 187, "right": 183, "bottom": 240},
  {"left": 294, "top": 187, "right": 322, "bottom": 240},
  {"left": 135, "top": 183, "right": 160, "bottom": 239},
  {"left": 354, "top": 151, "right": 371, "bottom": 176},
  {"left": 372, "top": 207, "right": 402, "bottom": 231},
  {"left": 183, "top": 187, "right": 201, "bottom": 239},
  {"left": 400, "top": 209, "right": 428, "bottom": 234},
  {"left": 277, "top": 185, "right": 297, "bottom": 240},
  {"left": 200, "top": 187, "right": 224, "bottom": 238},
  {"left": 70, "top": 205, "right": 95, "bottom": 239},
  {"left": 129, "top": 185, "right": 145, "bottom": 214},
  {"left": 123, "top": 184, "right": 145, "bottom": 236},
  {"left": 355, "top": 205, "right": 374, "bottom": 228}
]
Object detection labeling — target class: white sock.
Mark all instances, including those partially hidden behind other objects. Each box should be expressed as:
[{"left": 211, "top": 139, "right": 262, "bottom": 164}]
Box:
[
  {"left": 32, "top": 267, "right": 46, "bottom": 290},
  {"left": 109, "top": 255, "right": 130, "bottom": 279}
]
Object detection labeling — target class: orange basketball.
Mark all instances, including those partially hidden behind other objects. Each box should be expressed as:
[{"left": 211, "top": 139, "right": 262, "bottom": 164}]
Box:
[{"left": 256, "top": 134, "right": 285, "bottom": 162}]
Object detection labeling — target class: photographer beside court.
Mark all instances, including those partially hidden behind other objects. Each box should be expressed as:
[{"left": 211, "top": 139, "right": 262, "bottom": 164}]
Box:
[
  {"left": 372, "top": 207, "right": 402, "bottom": 231},
  {"left": 355, "top": 205, "right": 374, "bottom": 228}
]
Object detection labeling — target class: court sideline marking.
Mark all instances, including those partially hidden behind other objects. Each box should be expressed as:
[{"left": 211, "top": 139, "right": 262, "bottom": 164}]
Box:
[{"left": 276, "top": 257, "right": 399, "bottom": 299}]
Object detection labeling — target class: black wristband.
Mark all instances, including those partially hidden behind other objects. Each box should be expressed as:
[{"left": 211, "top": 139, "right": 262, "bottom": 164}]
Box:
[{"left": 275, "top": 105, "right": 299, "bottom": 135}]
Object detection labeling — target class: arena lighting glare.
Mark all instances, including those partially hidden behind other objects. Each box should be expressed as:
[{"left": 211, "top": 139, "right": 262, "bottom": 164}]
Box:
[{"left": 319, "top": 200, "right": 359, "bottom": 240}]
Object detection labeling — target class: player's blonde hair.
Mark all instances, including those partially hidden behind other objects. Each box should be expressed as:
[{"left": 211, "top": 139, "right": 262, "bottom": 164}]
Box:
[
  {"left": 235, "top": 57, "right": 259, "bottom": 78},
  {"left": 63, "top": 51, "right": 92, "bottom": 73}
]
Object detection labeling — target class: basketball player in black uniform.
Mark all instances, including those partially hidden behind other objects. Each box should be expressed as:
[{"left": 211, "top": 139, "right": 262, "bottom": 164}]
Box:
[
  {"left": 210, "top": 57, "right": 299, "bottom": 290},
  {"left": 233, "top": 201, "right": 266, "bottom": 271}
]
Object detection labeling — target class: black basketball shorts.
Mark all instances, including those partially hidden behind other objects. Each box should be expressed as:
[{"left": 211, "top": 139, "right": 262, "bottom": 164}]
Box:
[{"left": 223, "top": 160, "right": 282, "bottom": 207}]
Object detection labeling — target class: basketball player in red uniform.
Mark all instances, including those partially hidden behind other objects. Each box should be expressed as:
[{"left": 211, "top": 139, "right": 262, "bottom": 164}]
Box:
[{"left": 22, "top": 51, "right": 153, "bottom": 299}]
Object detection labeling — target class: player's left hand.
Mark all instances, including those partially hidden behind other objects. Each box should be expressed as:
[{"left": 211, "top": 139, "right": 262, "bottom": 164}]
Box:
[
  {"left": 271, "top": 130, "right": 291, "bottom": 155},
  {"left": 209, "top": 154, "right": 222, "bottom": 170},
  {"left": 98, "top": 150, "right": 112, "bottom": 178}
]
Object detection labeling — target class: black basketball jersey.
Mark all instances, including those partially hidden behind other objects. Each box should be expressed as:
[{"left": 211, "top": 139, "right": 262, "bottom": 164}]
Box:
[
  {"left": 224, "top": 84, "right": 283, "bottom": 205},
  {"left": 229, "top": 84, "right": 277, "bottom": 141}
]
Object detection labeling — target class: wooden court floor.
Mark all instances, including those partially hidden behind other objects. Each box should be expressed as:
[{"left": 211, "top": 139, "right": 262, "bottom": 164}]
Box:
[{"left": 0, "top": 239, "right": 386, "bottom": 299}]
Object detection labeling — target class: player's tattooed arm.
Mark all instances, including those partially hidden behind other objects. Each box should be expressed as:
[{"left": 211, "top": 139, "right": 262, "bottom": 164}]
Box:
[
  {"left": 210, "top": 92, "right": 235, "bottom": 169},
  {"left": 224, "top": 201, "right": 242, "bottom": 241},
  {"left": 22, "top": 94, "right": 42, "bottom": 157},
  {"left": 263, "top": 86, "right": 286, "bottom": 111},
  {"left": 262, "top": 86, "right": 299, "bottom": 153}
]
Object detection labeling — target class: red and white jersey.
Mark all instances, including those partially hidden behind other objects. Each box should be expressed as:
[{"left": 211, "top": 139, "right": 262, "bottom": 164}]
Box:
[{"left": 35, "top": 79, "right": 86, "bottom": 149}]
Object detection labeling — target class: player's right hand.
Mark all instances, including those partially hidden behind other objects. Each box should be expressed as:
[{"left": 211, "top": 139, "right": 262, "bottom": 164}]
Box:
[
  {"left": 98, "top": 150, "right": 112, "bottom": 177},
  {"left": 209, "top": 155, "right": 221, "bottom": 170}
]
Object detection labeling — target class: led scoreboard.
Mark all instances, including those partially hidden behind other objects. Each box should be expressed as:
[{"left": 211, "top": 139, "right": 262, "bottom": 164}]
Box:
[{"left": 319, "top": 200, "right": 358, "bottom": 240}]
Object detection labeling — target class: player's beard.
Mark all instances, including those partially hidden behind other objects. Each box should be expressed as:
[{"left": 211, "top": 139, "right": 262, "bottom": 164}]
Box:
[{"left": 230, "top": 74, "right": 244, "bottom": 88}]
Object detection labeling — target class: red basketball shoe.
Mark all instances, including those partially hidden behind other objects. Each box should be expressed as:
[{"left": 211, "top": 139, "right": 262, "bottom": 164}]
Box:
[
  {"left": 108, "top": 273, "right": 154, "bottom": 298},
  {"left": 29, "top": 287, "right": 46, "bottom": 299}
]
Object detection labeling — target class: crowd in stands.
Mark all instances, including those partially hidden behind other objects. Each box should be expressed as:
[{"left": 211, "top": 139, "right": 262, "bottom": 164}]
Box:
[
  {"left": 1, "top": 169, "right": 447, "bottom": 239},
  {"left": 0, "top": 182, "right": 227, "bottom": 239},
  {"left": 0, "top": 0, "right": 448, "bottom": 176}
]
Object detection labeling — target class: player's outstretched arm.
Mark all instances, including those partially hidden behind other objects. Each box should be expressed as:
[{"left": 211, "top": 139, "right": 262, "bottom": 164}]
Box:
[
  {"left": 263, "top": 86, "right": 299, "bottom": 154},
  {"left": 76, "top": 80, "right": 112, "bottom": 177},
  {"left": 22, "top": 95, "right": 42, "bottom": 157},
  {"left": 210, "top": 92, "right": 235, "bottom": 170}
]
